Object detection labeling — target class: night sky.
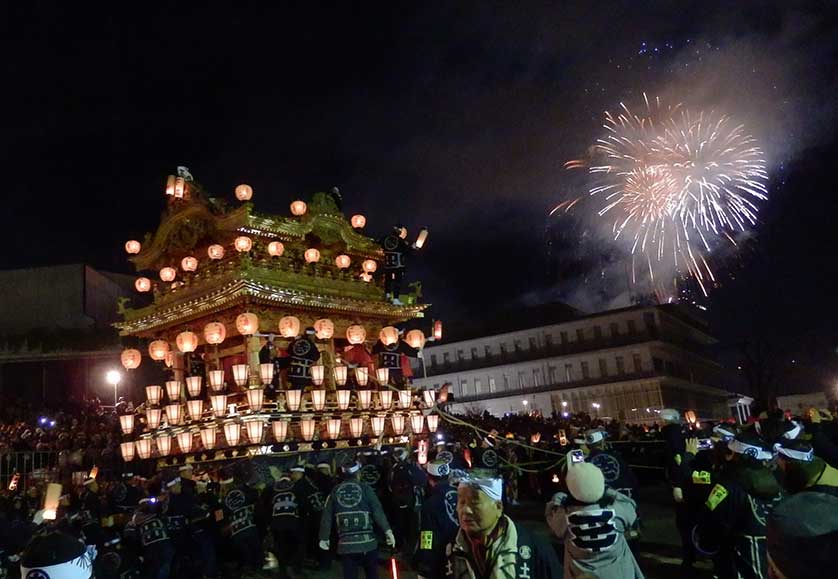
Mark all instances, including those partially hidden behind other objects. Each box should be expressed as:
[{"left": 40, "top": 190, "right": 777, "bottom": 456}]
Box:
[{"left": 1, "top": 3, "right": 836, "bottom": 390}]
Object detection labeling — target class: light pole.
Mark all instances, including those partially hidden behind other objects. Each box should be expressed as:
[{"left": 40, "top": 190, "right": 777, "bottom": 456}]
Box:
[{"left": 106, "top": 370, "right": 122, "bottom": 406}]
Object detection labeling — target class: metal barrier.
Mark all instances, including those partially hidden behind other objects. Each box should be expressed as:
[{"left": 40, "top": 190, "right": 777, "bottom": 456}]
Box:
[{"left": 1, "top": 451, "right": 59, "bottom": 493}]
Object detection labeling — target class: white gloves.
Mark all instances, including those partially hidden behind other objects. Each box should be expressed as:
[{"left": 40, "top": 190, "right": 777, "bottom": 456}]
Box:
[
  {"left": 672, "top": 487, "right": 684, "bottom": 503},
  {"left": 319, "top": 540, "right": 330, "bottom": 551},
  {"left": 385, "top": 529, "right": 396, "bottom": 548}
]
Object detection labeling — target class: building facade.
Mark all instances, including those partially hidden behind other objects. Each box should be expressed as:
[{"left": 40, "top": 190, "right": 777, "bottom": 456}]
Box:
[{"left": 413, "top": 304, "right": 734, "bottom": 422}]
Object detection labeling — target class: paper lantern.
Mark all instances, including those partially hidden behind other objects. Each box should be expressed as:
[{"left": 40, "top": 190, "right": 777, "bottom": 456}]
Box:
[
  {"left": 379, "top": 390, "right": 392, "bottom": 409},
  {"left": 285, "top": 390, "right": 302, "bottom": 411},
  {"left": 304, "top": 248, "right": 320, "bottom": 263},
  {"left": 160, "top": 267, "right": 177, "bottom": 282},
  {"left": 351, "top": 214, "right": 366, "bottom": 228},
  {"left": 267, "top": 241, "right": 285, "bottom": 257},
  {"left": 246, "top": 388, "right": 264, "bottom": 412},
  {"left": 336, "top": 390, "right": 351, "bottom": 411},
  {"left": 208, "top": 370, "right": 225, "bottom": 392},
  {"left": 148, "top": 340, "right": 169, "bottom": 361},
  {"left": 422, "top": 390, "right": 436, "bottom": 408},
  {"left": 300, "top": 419, "right": 316, "bottom": 441},
  {"left": 224, "top": 422, "right": 241, "bottom": 446},
  {"left": 165, "top": 380, "right": 182, "bottom": 402},
  {"left": 236, "top": 312, "right": 259, "bottom": 335},
  {"left": 333, "top": 365, "right": 347, "bottom": 386},
  {"left": 433, "top": 320, "right": 443, "bottom": 341},
  {"left": 125, "top": 240, "right": 141, "bottom": 254},
  {"left": 135, "top": 438, "right": 153, "bottom": 460},
  {"left": 177, "top": 431, "right": 193, "bottom": 454},
  {"left": 272, "top": 420, "right": 289, "bottom": 442},
  {"left": 379, "top": 326, "right": 399, "bottom": 346},
  {"left": 135, "top": 277, "right": 152, "bottom": 292},
  {"left": 260, "top": 363, "right": 274, "bottom": 386},
  {"left": 165, "top": 404, "right": 183, "bottom": 426},
  {"left": 181, "top": 256, "right": 198, "bottom": 272},
  {"left": 335, "top": 255, "right": 351, "bottom": 269},
  {"left": 186, "top": 376, "right": 202, "bottom": 398},
  {"left": 120, "top": 441, "right": 135, "bottom": 461},
  {"left": 245, "top": 419, "right": 264, "bottom": 443},
  {"left": 313, "top": 319, "right": 335, "bottom": 341},
  {"left": 156, "top": 434, "right": 172, "bottom": 457},
  {"left": 360, "top": 272, "right": 372, "bottom": 283},
  {"left": 235, "top": 184, "right": 253, "bottom": 201},
  {"left": 376, "top": 368, "right": 389, "bottom": 386},
  {"left": 398, "top": 390, "right": 412, "bottom": 409},
  {"left": 175, "top": 331, "right": 198, "bottom": 353},
  {"left": 355, "top": 367, "right": 369, "bottom": 387},
  {"left": 357, "top": 389, "right": 372, "bottom": 410},
  {"left": 174, "top": 176, "right": 185, "bottom": 198},
  {"left": 278, "top": 316, "right": 301, "bottom": 338},
  {"left": 119, "top": 414, "right": 134, "bottom": 435},
  {"left": 208, "top": 244, "right": 225, "bottom": 260},
  {"left": 362, "top": 259, "right": 377, "bottom": 273},
  {"left": 311, "top": 389, "right": 326, "bottom": 411},
  {"left": 371, "top": 415, "right": 386, "bottom": 436},
  {"left": 165, "top": 174, "right": 176, "bottom": 196},
  {"left": 346, "top": 325, "right": 366, "bottom": 344},
  {"left": 145, "top": 385, "right": 163, "bottom": 406},
  {"left": 290, "top": 200, "right": 307, "bottom": 216},
  {"left": 121, "top": 349, "right": 141, "bottom": 370},
  {"left": 232, "top": 364, "right": 250, "bottom": 387},
  {"left": 164, "top": 351, "right": 174, "bottom": 368},
  {"left": 200, "top": 426, "right": 217, "bottom": 450},
  {"left": 410, "top": 414, "right": 424, "bottom": 434},
  {"left": 234, "top": 236, "right": 252, "bottom": 252},
  {"left": 427, "top": 414, "right": 439, "bottom": 432},
  {"left": 391, "top": 414, "right": 405, "bottom": 435},
  {"left": 210, "top": 394, "right": 228, "bottom": 418},
  {"left": 326, "top": 418, "right": 342, "bottom": 440},
  {"left": 187, "top": 399, "right": 203, "bottom": 421},
  {"left": 415, "top": 227, "right": 429, "bottom": 249},
  {"left": 350, "top": 417, "right": 365, "bottom": 438},
  {"left": 405, "top": 329, "right": 426, "bottom": 349},
  {"left": 146, "top": 408, "right": 162, "bottom": 430},
  {"left": 311, "top": 365, "right": 325, "bottom": 387}
]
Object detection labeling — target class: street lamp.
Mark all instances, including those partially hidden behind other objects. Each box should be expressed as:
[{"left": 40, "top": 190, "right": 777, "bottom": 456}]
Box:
[
  {"left": 106, "top": 370, "right": 122, "bottom": 406},
  {"left": 522, "top": 400, "right": 529, "bottom": 407}
]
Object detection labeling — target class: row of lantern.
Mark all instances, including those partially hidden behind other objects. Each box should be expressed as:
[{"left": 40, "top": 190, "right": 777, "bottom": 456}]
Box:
[
  {"left": 122, "top": 410, "right": 437, "bottom": 461},
  {"left": 131, "top": 241, "right": 378, "bottom": 291}
]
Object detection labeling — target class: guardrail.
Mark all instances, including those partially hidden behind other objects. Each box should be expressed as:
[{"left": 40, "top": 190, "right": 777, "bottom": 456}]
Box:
[{"left": 1, "top": 451, "right": 59, "bottom": 493}]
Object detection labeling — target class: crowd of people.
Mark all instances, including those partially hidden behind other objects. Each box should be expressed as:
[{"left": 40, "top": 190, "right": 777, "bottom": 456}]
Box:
[{"left": 1, "top": 397, "right": 837, "bottom": 579}]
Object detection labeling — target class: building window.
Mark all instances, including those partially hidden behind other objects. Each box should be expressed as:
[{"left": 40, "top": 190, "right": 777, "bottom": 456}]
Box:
[
  {"left": 616, "top": 356, "right": 625, "bottom": 375},
  {"left": 457, "top": 349, "right": 465, "bottom": 361},
  {"left": 474, "top": 378, "right": 482, "bottom": 393},
  {"left": 430, "top": 354, "right": 437, "bottom": 366},
  {"left": 529, "top": 337, "right": 538, "bottom": 350},
  {"left": 627, "top": 319, "right": 637, "bottom": 334},
  {"left": 599, "top": 358, "right": 608, "bottom": 377},
  {"left": 489, "top": 377, "right": 496, "bottom": 392},
  {"left": 503, "top": 375, "right": 510, "bottom": 389},
  {"left": 576, "top": 329, "right": 584, "bottom": 342},
  {"left": 560, "top": 331, "right": 568, "bottom": 344},
  {"left": 484, "top": 345, "right": 492, "bottom": 357},
  {"left": 632, "top": 353, "right": 642, "bottom": 373},
  {"left": 532, "top": 369, "right": 540, "bottom": 386},
  {"left": 443, "top": 352, "right": 450, "bottom": 363},
  {"left": 564, "top": 363, "right": 573, "bottom": 382},
  {"left": 460, "top": 379, "right": 468, "bottom": 396},
  {"left": 653, "top": 357, "right": 664, "bottom": 372},
  {"left": 548, "top": 366, "right": 557, "bottom": 383},
  {"left": 593, "top": 326, "right": 602, "bottom": 339},
  {"left": 518, "top": 372, "right": 526, "bottom": 388},
  {"left": 470, "top": 347, "right": 478, "bottom": 359},
  {"left": 610, "top": 322, "right": 619, "bottom": 337},
  {"left": 544, "top": 334, "right": 553, "bottom": 346},
  {"left": 581, "top": 361, "right": 590, "bottom": 379}
]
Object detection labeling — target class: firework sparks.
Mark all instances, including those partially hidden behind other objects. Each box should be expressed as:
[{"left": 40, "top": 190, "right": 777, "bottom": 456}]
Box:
[{"left": 566, "top": 94, "right": 768, "bottom": 297}]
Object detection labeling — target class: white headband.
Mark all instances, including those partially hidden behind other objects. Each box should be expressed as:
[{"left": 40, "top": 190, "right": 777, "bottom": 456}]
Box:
[
  {"left": 426, "top": 462, "right": 450, "bottom": 477},
  {"left": 462, "top": 477, "right": 503, "bottom": 501},
  {"left": 22, "top": 548, "right": 95, "bottom": 579},
  {"left": 165, "top": 477, "right": 181, "bottom": 488},
  {"left": 728, "top": 439, "right": 774, "bottom": 461},
  {"left": 773, "top": 443, "right": 814, "bottom": 462},
  {"left": 783, "top": 421, "right": 802, "bottom": 440},
  {"left": 342, "top": 463, "right": 361, "bottom": 474}
]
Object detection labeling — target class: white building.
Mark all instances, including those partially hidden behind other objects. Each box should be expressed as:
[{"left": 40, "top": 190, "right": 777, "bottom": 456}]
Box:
[{"left": 413, "top": 304, "right": 735, "bottom": 422}]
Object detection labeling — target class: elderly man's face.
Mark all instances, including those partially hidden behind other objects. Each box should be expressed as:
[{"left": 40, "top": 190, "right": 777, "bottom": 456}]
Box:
[{"left": 457, "top": 485, "right": 503, "bottom": 537}]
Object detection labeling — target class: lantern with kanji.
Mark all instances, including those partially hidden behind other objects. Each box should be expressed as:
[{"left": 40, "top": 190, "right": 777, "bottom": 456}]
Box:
[
  {"left": 135, "top": 277, "right": 151, "bottom": 292},
  {"left": 204, "top": 322, "right": 226, "bottom": 345},
  {"left": 279, "top": 316, "right": 301, "bottom": 338},
  {"left": 267, "top": 241, "right": 284, "bottom": 257},
  {"left": 176, "top": 331, "right": 198, "bottom": 353},
  {"left": 160, "top": 267, "right": 176, "bottom": 282},
  {"left": 314, "top": 318, "right": 334, "bottom": 340},
  {"left": 125, "top": 240, "right": 141, "bottom": 254},
  {"left": 362, "top": 259, "right": 377, "bottom": 273},
  {"left": 236, "top": 312, "right": 259, "bottom": 335},
  {"left": 304, "top": 248, "right": 320, "bottom": 263},
  {"left": 379, "top": 326, "right": 399, "bottom": 346},
  {"left": 335, "top": 254, "right": 351, "bottom": 269},
  {"left": 405, "top": 329, "right": 425, "bottom": 349},
  {"left": 148, "top": 340, "right": 169, "bottom": 361},
  {"left": 346, "top": 325, "right": 366, "bottom": 344},
  {"left": 351, "top": 214, "right": 366, "bottom": 228},
  {"left": 181, "top": 256, "right": 198, "bottom": 272},
  {"left": 235, "top": 184, "right": 253, "bottom": 201},
  {"left": 121, "top": 349, "right": 142, "bottom": 370},
  {"left": 234, "top": 236, "right": 252, "bottom": 252},
  {"left": 290, "top": 200, "right": 307, "bottom": 216},
  {"left": 208, "top": 244, "right": 225, "bottom": 260}
]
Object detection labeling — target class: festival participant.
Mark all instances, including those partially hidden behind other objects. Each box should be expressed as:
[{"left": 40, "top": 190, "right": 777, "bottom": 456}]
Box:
[
  {"left": 584, "top": 429, "right": 638, "bottom": 499},
  {"left": 220, "top": 463, "right": 262, "bottom": 572},
  {"left": 414, "top": 460, "right": 459, "bottom": 579},
  {"left": 766, "top": 492, "right": 838, "bottom": 579},
  {"left": 447, "top": 476, "right": 561, "bottom": 578},
  {"left": 20, "top": 531, "right": 97, "bottom": 579},
  {"left": 284, "top": 327, "right": 322, "bottom": 390},
  {"left": 125, "top": 496, "right": 175, "bottom": 579},
  {"left": 295, "top": 464, "right": 330, "bottom": 571},
  {"left": 388, "top": 446, "right": 427, "bottom": 559},
  {"left": 547, "top": 462, "right": 643, "bottom": 578},
  {"left": 265, "top": 473, "right": 303, "bottom": 578},
  {"left": 772, "top": 438, "right": 838, "bottom": 496},
  {"left": 380, "top": 225, "right": 412, "bottom": 304},
  {"left": 319, "top": 461, "right": 395, "bottom": 579}
]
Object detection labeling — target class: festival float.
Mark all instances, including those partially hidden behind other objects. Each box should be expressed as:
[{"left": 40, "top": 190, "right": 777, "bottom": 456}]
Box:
[{"left": 115, "top": 168, "right": 440, "bottom": 469}]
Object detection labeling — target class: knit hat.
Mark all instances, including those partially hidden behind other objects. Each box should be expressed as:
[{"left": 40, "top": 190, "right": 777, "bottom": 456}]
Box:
[
  {"left": 767, "top": 492, "right": 838, "bottom": 579},
  {"left": 566, "top": 462, "right": 605, "bottom": 504},
  {"left": 20, "top": 531, "right": 95, "bottom": 579}
]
